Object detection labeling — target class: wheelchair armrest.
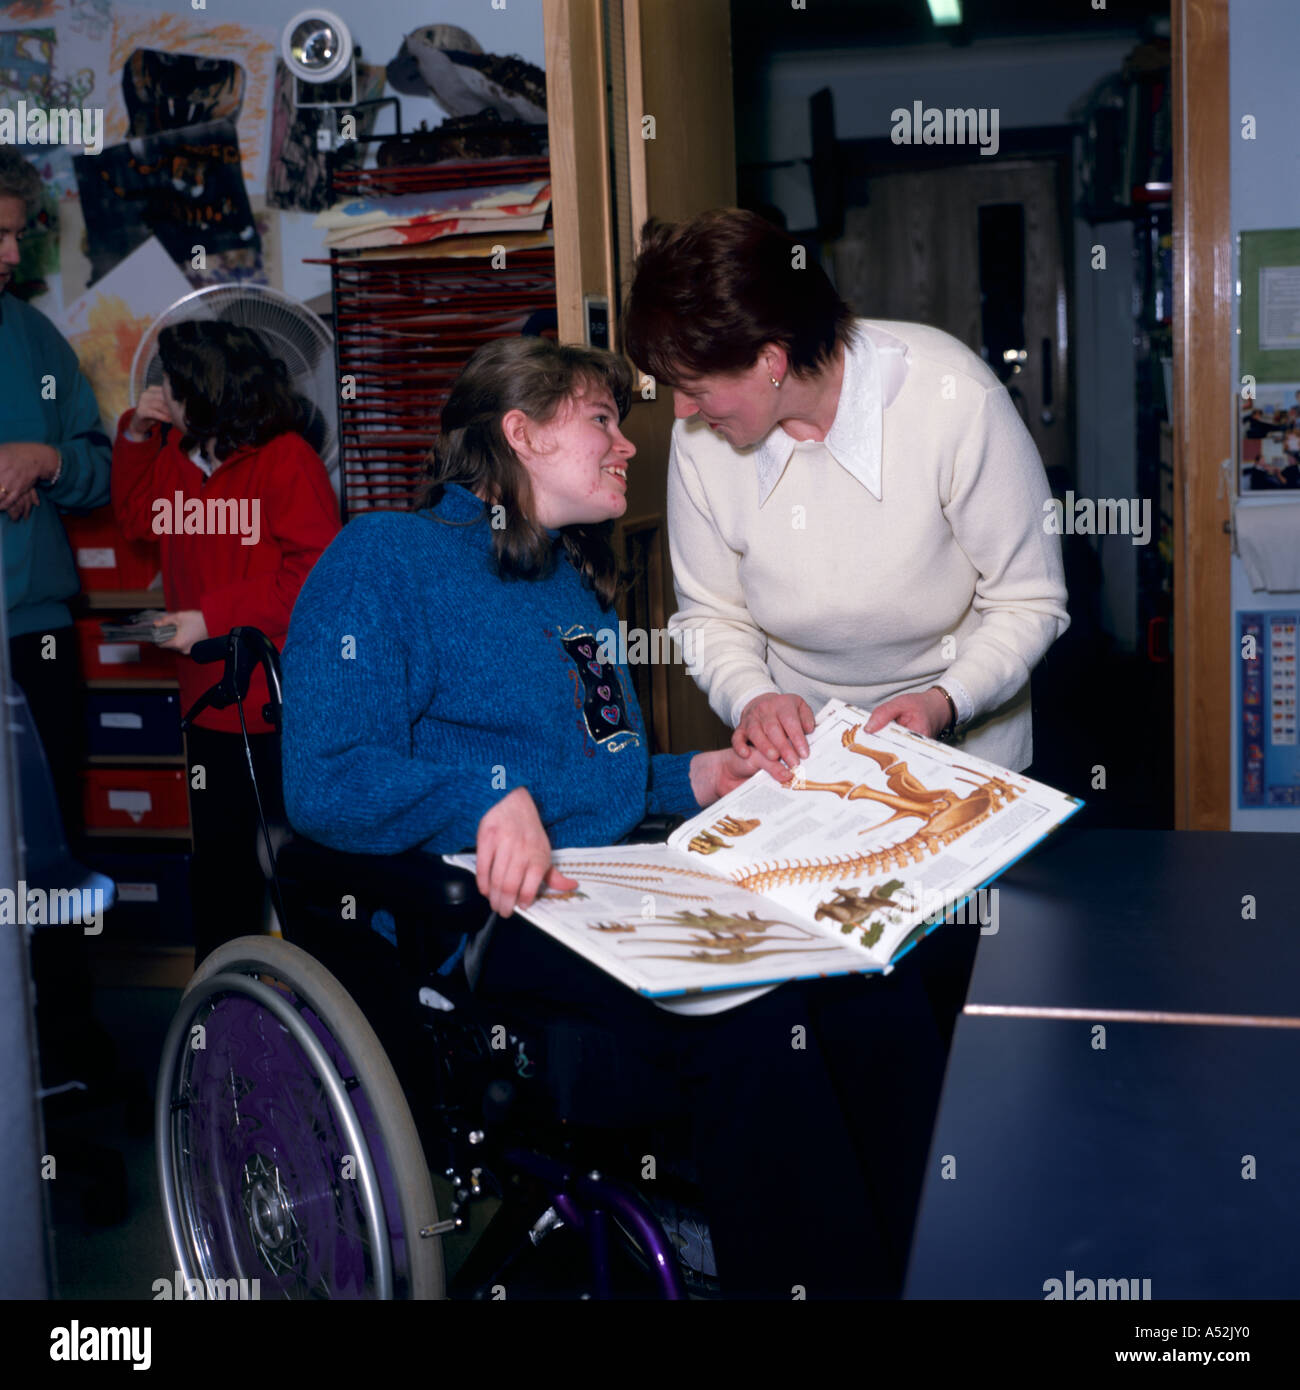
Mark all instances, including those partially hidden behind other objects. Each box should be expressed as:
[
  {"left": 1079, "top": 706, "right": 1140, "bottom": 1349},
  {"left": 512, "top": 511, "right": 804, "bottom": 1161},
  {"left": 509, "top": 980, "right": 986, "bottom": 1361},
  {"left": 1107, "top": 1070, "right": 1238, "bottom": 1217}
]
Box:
[
  {"left": 274, "top": 835, "right": 483, "bottom": 929},
  {"left": 622, "top": 814, "right": 684, "bottom": 845}
]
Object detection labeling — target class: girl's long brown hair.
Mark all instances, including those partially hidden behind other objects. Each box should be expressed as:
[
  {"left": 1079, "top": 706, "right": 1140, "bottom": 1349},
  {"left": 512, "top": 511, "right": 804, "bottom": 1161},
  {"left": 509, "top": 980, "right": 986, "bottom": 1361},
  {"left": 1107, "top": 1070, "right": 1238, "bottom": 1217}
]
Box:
[{"left": 418, "top": 336, "right": 634, "bottom": 609}]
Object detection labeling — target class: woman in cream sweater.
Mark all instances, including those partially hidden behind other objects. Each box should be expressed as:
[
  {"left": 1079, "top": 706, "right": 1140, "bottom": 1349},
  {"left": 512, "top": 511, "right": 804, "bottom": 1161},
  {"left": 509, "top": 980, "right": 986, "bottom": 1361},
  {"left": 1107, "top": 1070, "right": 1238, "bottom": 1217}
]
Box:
[{"left": 623, "top": 208, "right": 1069, "bottom": 776}]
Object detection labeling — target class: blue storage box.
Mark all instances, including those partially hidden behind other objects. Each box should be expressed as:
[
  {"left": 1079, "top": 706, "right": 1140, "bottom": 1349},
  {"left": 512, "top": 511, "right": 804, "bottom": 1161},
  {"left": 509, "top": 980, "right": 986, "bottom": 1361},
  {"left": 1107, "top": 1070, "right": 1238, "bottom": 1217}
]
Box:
[{"left": 84, "top": 691, "right": 184, "bottom": 758}]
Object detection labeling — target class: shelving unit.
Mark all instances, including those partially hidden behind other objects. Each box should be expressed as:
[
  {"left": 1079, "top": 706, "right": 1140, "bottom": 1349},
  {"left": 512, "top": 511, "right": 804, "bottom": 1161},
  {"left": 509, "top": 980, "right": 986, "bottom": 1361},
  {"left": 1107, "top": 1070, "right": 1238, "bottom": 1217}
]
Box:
[
  {"left": 1077, "top": 41, "right": 1174, "bottom": 665},
  {"left": 1134, "top": 200, "right": 1174, "bottom": 663},
  {"left": 312, "top": 156, "right": 556, "bottom": 518},
  {"left": 61, "top": 515, "right": 195, "bottom": 956}
]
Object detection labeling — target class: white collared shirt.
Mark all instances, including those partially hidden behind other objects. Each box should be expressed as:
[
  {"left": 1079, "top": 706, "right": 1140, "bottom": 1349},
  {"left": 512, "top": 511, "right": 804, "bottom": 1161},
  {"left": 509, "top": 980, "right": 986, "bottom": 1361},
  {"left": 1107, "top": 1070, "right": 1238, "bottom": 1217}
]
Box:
[{"left": 751, "top": 322, "right": 911, "bottom": 506}]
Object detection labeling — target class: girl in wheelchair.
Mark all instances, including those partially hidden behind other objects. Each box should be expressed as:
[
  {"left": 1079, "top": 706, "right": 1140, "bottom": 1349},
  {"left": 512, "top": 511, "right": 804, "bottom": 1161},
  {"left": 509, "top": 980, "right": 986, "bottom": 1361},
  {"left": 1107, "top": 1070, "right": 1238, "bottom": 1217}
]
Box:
[
  {"left": 280, "top": 336, "right": 932, "bottom": 1298},
  {"left": 112, "top": 321, "right": 339, "bottom": 964}
]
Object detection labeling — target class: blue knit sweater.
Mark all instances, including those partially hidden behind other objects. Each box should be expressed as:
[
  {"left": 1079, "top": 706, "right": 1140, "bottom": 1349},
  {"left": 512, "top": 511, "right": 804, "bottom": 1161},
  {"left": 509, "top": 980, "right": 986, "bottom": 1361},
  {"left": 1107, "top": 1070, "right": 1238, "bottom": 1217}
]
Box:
[{"left": 281, "top": 484, "right": 700, "bottom": 854}]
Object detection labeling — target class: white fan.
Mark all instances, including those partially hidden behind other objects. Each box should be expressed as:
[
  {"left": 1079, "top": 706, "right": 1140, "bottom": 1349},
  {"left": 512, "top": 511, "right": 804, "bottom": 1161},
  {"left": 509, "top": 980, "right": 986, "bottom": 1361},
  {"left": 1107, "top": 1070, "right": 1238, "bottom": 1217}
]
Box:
[{"left": 130, "top": 285, "right": 339, "bottom": 497}]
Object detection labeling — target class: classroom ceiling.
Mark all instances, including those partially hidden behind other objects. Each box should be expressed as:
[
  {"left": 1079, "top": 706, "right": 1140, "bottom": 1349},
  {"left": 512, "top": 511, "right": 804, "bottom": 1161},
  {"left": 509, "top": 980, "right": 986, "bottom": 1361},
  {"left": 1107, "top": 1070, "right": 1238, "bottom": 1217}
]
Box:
[{"left": 730, "top": 0, "right": 1171, "bottom": 54}]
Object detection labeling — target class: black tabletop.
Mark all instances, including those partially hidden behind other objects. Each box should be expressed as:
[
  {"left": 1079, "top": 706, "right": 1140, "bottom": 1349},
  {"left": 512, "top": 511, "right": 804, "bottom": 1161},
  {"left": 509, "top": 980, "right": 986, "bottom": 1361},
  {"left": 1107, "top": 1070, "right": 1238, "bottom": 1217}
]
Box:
[
  {"left": 905, "top": 1012, "right": 1300, "bottom": 1299},
  {"left": 967, "top": 825, "right": 1300, "bottom": 1019}
]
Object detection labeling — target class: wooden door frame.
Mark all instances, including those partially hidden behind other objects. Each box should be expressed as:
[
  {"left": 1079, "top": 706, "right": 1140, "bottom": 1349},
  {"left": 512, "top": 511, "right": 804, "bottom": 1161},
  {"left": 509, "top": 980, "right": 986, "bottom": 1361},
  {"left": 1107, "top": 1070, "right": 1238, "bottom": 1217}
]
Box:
[
  {"left": 543, "top": 0, "right": 737, "bottom": 755},
  {"left": 544, "top": 0, "right": 617, "bottom": 345},
  {"left": 1172, "top": 0, "right": 1232, "bottom": 829}
]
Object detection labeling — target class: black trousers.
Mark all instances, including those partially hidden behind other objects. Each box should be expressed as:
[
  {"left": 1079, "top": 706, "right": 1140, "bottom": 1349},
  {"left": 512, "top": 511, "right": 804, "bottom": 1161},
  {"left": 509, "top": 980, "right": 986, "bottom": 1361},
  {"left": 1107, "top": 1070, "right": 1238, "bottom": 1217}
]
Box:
[
  {"left": 10, "top": 625, "right": 85, "bottom": 838},
  {"left": 185, "top": 725, "right": 283, "bottom": 965},
  {"left": 473, "top": 917, "right": 951, "bottom": 1299}
]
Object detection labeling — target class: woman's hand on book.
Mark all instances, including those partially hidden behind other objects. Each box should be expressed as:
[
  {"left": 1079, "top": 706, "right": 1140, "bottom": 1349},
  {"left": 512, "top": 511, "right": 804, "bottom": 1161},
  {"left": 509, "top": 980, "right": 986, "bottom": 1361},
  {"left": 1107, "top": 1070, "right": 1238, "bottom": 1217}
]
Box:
[
  {"left": 733, "top": 692, "right": 815, "bottom": 772},
  {"left": 864, "top": 688, "right": 952, "bottom": 740},
  {"left": 476, "top": 786, "right": 578, "bottom": 917}
]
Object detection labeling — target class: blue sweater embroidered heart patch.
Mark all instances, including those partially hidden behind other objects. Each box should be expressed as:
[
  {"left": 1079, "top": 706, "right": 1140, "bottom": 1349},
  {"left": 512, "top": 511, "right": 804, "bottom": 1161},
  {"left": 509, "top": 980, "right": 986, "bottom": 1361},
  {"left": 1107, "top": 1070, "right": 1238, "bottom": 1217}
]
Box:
[{"left": 562, "top": 633, "right": 634, "bottom": 742}]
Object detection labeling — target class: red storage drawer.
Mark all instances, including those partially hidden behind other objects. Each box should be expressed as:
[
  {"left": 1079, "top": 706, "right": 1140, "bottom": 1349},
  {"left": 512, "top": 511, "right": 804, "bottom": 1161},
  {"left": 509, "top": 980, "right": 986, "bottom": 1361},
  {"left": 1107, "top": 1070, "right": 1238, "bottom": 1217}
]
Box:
[
  {"left": 75, "top": 619, "right": 177, "bottom": 681},
  {"left": 81, "top": 768, "right": 190, "bottom": 831},
  {"left": 63, "top": 506, "right": 162, "bottom": 592}
]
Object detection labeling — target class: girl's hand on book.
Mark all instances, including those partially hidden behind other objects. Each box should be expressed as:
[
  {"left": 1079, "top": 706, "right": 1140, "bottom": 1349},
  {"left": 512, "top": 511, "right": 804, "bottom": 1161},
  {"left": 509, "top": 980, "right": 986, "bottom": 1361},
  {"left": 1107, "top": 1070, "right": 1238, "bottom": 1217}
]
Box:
[
  {"left": 155, "top": 609, "right": 208, "bottom": 656},
  {"left": 476, "top": 786, "right": 578, "bottom": 918},
  {"left": 865, "top": 689, "right": 952, "bottom": 739},
  {"left": 690, "top": 745, "right": 787, "bottom": 806},
  {"left": 124, "top": 387, "right": 172, "bottom": 441},
  {"left": 733, "top": 692, "right": 815, "bottom": 772}
]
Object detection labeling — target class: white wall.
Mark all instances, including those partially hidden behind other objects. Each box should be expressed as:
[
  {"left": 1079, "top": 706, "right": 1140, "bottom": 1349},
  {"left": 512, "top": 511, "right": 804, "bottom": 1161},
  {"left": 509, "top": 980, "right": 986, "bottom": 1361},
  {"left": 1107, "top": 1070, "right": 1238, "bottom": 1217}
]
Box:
[
  {"left": 119, "top": 0, "right": 546, "bottom": 302},
  {"left": 1229, "top": 0, "right": 1300, "bottom": 830}
]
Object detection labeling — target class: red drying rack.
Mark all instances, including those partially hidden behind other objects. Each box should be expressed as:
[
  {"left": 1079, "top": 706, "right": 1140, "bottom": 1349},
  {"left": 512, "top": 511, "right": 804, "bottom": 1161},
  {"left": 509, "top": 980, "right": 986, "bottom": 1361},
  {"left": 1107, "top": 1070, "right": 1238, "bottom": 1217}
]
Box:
[{"left": 312, "top": 157, "right": 555, "bottom": 518}]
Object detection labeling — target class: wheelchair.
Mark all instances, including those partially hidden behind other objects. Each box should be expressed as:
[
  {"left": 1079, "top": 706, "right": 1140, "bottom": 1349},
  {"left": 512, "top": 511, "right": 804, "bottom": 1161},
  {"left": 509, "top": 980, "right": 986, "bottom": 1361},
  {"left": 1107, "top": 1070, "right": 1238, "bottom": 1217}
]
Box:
[{"left": 156, "top": 628, "right": 706, "bottom": 1299}]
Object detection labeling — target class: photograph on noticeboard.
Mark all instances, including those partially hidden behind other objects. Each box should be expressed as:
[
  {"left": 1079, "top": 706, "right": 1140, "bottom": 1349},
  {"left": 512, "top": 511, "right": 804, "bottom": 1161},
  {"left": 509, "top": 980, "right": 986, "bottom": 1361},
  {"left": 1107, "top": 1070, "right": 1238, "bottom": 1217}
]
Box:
[{"left": 1238, "top": 382, "right": 1300, "bottom": 493}]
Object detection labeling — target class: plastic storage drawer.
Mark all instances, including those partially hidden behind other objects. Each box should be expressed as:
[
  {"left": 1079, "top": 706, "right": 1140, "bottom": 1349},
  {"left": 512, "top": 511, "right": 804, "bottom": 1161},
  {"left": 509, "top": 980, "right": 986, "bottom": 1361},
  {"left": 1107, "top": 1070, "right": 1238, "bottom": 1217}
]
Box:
[
  {"left": 75, "top": 618, "right": 177, "bottom": 681},
  {"left": 85, "top": 691, "right": 183, "bottom": 757},
  {"left": 62, "top": 506, "right": 162, "bottom": 592},
  {"left": 81, "top": 768, "right": 189, "bottom": 831}
]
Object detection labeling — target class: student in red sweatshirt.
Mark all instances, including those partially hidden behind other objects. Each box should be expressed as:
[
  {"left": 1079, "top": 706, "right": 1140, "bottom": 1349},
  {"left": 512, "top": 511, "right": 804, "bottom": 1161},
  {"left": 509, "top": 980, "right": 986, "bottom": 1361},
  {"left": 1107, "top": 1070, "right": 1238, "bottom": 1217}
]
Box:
[{"left": 112, "top": 320, "right": 339, "bottom": 962}]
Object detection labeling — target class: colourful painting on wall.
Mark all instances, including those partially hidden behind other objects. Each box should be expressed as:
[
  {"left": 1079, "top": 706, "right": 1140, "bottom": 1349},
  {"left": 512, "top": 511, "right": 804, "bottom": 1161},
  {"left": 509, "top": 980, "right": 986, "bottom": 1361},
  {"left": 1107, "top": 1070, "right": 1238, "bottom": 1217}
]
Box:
[
  {"left": 61, "top": 236, "right": 195, "bottom": 428},
  {"left": 0, "top": 5, "right": 115, "bottom": 201},
  {"left": 105, "top": 6, "right": 278, "bottom": 194},
  {"left": 74, "top": 118, "right": 261, "bottom": 286},
  {"left": 0, "top": 3, "right": 60, "bottom": 23}
]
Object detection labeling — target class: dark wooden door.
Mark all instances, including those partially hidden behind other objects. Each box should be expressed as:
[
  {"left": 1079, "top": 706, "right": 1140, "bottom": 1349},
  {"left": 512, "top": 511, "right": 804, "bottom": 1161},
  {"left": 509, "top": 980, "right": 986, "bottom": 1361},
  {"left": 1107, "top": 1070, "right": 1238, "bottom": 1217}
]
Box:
[{"left": 826, "top": 158, "right": 1073, "bottom": 478}]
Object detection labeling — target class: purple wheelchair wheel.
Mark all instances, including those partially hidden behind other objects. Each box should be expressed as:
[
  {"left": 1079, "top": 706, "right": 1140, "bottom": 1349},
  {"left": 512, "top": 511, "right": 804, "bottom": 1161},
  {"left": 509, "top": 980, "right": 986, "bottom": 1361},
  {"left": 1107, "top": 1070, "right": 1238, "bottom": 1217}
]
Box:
[{"left": 157, "top": 937, "right": 444, "bottom": 1299}]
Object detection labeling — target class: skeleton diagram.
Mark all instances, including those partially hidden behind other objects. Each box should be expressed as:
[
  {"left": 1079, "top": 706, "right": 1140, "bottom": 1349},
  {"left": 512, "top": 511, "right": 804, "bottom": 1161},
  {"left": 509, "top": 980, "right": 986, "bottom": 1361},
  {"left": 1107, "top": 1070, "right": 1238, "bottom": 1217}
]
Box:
[{"left": 735, "top": 725, "right": 1021, "bottom": 893}]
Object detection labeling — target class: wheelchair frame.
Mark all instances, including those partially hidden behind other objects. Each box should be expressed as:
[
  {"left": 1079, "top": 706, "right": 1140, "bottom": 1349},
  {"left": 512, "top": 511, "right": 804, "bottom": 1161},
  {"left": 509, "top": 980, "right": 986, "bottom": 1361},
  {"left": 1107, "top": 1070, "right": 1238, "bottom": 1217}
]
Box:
[{"left": 156, "top": 628, "right": 693, "bottom": 1300}]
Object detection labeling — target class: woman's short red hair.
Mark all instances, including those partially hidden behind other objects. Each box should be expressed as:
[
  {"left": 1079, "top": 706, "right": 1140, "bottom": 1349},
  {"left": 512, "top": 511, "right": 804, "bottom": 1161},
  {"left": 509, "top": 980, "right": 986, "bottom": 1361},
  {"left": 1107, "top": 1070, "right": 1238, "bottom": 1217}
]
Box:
[{"left": 622, "top": 207, "right": 855, "bottom": 388}]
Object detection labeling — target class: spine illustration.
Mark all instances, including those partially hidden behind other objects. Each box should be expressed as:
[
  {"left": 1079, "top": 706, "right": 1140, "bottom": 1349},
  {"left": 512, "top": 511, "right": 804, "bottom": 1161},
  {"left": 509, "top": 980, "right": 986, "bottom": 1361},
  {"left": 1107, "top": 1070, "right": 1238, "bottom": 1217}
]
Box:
[{"left": 734, "top": 725, "right": 1021, "bottom": 894}]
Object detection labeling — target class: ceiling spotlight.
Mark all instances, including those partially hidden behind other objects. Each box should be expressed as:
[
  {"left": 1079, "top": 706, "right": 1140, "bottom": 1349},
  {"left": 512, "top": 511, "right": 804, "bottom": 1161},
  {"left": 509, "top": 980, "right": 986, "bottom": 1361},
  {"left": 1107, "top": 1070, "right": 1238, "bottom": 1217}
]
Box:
[
  {"left": 927, "top": 0, "right": 963, "bottom": 26},
  {"left": 282, "top": 10, "right": 356, "bottom": 108}
]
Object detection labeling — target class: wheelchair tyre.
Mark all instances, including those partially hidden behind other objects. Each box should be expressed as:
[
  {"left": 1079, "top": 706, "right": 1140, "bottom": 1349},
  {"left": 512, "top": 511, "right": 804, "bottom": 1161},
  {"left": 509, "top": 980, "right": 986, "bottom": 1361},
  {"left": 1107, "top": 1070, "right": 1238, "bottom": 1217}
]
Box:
[{"left": 157, "top": 936, "right": 444, "bottom": 1299}]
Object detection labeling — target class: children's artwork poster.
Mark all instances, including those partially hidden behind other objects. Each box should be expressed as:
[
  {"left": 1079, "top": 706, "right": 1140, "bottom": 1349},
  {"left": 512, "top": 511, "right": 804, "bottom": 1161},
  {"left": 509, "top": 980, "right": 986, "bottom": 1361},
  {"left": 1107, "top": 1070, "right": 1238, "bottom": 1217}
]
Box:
[
  {"left": 74, "top": 119, "right": 262, "bottom": 288},
  {"left": 0, "top": 24, "right": 53, "bottom": 98},
  {"left": 61, "top": 235, "right": 193, "bottom": 429},
  {"left": 105, "top": 7, "right": 278, "bottom": 195},
  {"left": 0, "top": 4, "right": 115, "bottom": 201},
  {"left": 122, "top": 48, "right": 247, "bottom": 138},
  {"left": 1238, "top": 383, "right": 1300, "bottom": 493},
  {"left": 0, "top": 25, "right": 61, "bottom": 286},
  {"left": 1239, "top": 611, "right": 1300, "bottom": 808},
  {"left": 266, "top": 59, "right": 389, "bottom": 214},
  {"left": 0, "top": 3, "right": 56, "bottom": 30}
]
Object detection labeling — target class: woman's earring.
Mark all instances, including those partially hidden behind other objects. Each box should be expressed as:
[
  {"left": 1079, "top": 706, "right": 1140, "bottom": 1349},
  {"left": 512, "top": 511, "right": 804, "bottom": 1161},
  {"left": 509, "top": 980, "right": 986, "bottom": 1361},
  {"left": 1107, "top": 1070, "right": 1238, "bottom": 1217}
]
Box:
[{"left": 770, "top": 376, "right": 782, "bottom": 388}]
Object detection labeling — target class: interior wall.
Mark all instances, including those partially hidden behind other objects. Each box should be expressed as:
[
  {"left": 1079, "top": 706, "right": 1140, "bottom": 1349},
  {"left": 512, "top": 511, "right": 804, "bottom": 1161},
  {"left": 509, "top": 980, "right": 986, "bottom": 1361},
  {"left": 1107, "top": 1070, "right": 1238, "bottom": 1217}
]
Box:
[{"left": 1228, "top": 0, "right": 1300, "bottom": 831}]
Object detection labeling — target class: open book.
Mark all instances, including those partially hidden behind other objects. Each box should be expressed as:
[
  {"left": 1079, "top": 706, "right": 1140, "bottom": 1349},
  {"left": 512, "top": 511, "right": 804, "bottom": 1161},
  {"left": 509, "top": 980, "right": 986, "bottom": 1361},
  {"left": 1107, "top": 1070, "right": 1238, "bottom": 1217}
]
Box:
[{"left": 446, "top": 700, "right": 1082, "bottom": 1003}]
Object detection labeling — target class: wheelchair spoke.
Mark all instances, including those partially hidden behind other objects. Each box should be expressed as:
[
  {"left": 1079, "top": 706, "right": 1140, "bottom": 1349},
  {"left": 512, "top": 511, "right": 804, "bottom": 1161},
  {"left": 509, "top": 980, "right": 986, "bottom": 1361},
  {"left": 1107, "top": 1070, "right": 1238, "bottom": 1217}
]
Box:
[{"left": 170, "top": 990, "right": 386, "bottom": 1298}]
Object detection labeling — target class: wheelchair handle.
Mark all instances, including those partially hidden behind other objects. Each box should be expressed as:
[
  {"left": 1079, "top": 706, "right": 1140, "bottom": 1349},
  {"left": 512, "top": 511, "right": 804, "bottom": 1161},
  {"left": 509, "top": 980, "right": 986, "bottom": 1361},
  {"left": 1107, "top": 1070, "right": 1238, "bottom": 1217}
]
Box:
[{"left": 181, "top": 626, "right": 284, "bottom": 732}]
